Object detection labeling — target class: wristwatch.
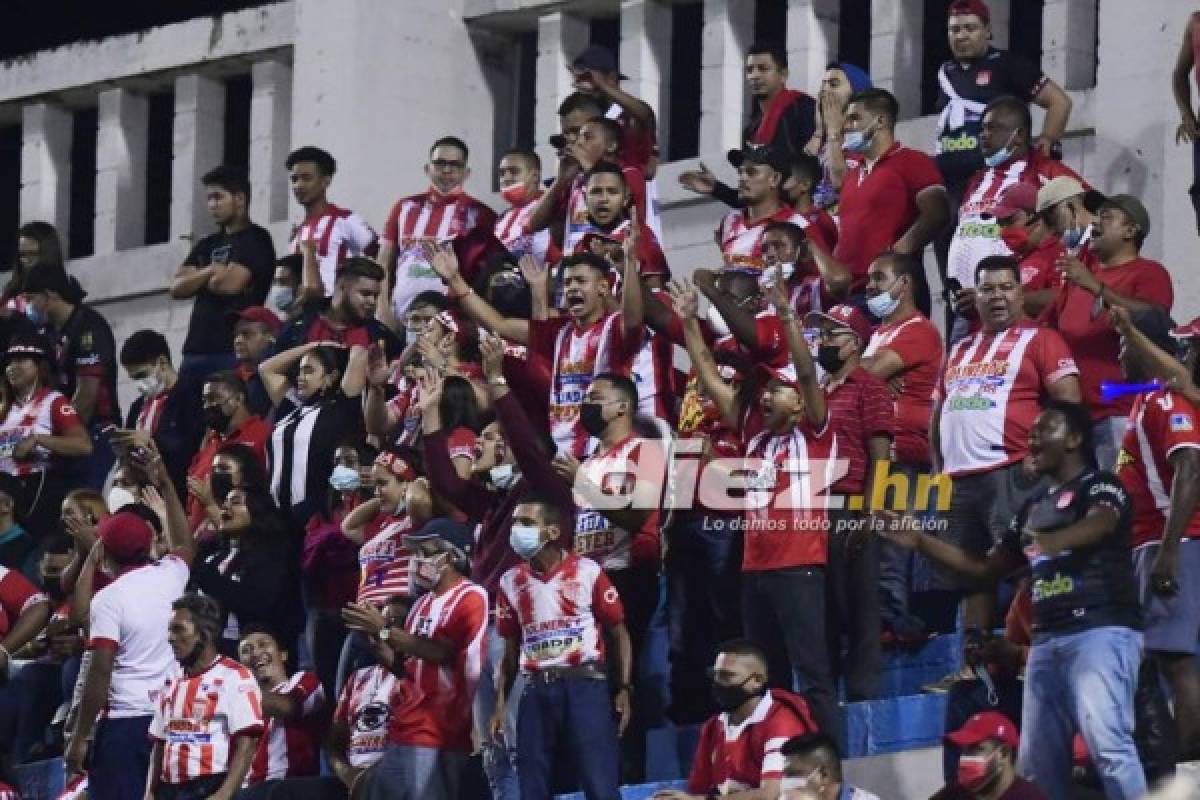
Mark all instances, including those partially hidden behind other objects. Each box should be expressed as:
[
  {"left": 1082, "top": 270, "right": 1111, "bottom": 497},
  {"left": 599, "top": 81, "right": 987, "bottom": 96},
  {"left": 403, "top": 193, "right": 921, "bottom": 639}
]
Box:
[
  {"left": 378, "top": 627, "right": 392, "bottom": 642},
  {"left": 488, "top": 376, "right": 508, "bottom": 387}
]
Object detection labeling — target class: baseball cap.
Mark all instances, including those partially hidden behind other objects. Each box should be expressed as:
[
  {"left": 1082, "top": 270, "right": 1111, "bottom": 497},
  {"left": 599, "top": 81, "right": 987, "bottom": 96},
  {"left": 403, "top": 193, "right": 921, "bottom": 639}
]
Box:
[
  {"left": 760, "top": 363, "right": 801, "bottom": 391},
  {"left": 805, "top": 304, "right": 873, "bottom": 344},
  {"left": 1098, "top": 194, "right": 1152, "bottom": 239},
  {"left": 728, "top": 143, "right": 791, "bottom": 176},
  {"left": 1035, "top": 176, "right": 1107, "bottom": 216},
  {"left": 1129, "top": 308, "right": 1180, "bottom": 359},
  {"left": 3, "top": 334, "right": 53, "bottom": 364},
  {"left": 945, "top": 711, "right": 1019, "bottom": 749},
  {"left": 990, "top": 182, "right": 1039, "bottom": 220},
  {"left": 1171, "top": 316, "right": 1200, "bottom": 340},
  {"left": 571, "top": 45, "right": 627, "bottom": 80},
  {"left": 404, "top": 518, "right": 475, "bottom": 558},
  {"left": 229, "top": 306, "right": 283, "bottom": 335},
  {"left": 947, "top": 0, "right": 990, "bottom": 23},
  {"left": 96, "top": 511, "right": 155, "bottom": 564}
]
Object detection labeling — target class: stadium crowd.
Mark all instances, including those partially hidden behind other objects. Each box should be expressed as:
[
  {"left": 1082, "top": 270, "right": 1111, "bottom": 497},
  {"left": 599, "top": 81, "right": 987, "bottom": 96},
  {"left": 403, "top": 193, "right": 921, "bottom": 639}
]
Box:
[{"left": 1, "top": 1, "right": 1200, "bottom": 798}]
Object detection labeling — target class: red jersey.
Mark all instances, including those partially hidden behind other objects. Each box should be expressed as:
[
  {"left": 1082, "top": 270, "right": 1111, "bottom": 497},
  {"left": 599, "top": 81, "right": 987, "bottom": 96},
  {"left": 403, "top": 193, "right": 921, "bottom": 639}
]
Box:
[
  {"left": 937, "top": 322, "right": 1078, "bottom": 477},
  {"left": 1041, "top": 256, "right": 1174, "bottom": 420},
  {"left": 715, "top": 205, "right": 832, "bottom": 271},
  {"left": 836, "top": 144, "right": 944, "bottom": 288},
  {"left": 149, "top": 656, "right": 265, "bottom": 786},
  {"left": 245, "top": 671, "right": 325, "bottom": 785},
  {"left": 687, "top": 690, "right": 820, "bottom": 795},
  {"left": 382, "top": 191, "right": 497, "bottom": 317},
  {"left": 495, "top": 193, "right": 561, "bottom": 270},
  {"left": 948, "top": 152, "right": 1081, "bottom": 289},
  {"left": 1117, "top": 389, "right": 1200, "bottom": 548},
  {"left": 742, "top": 418, "right": 840, "bottom": 570},
  {"left": 0, "top": 388, "right": 83, "bottom": 476},
  {"left": 289, "top": 204, "right": 377, "bottom": 295},
  {"left": 335, "top": 665, "right": 396, "bottom": 768},
  {"left": 529, "top": 313, "right": 637, "bottom": 457},
  {"left": 863, "top": 312, "right": 944, "bottom": 465},
  {"left": 1019, "top": 236, "right": 1066, "bottom": 293},
  {"left": 495, "top": 553, "right": 624, "bottom": 673},
  {"left": 0, "top": 566, "right": 46, "bottom": 638},
  {"left": 676, "top": 336, "right": 746, "bottom": 460},
  {"left": 357, "top": 513, "right": 414, "bottom": 606},
  {"left": 0, "top": 782, "right": 19, "bottom": 800},
  {"left": 185, "top": 416, "right": 271, "bottom": 528},
  {"left": 571, "top": 218, "right": 670, "bottom": 280},
  {"left": 575, "top": 434, "right": 663, "bottom": 570},
  {"left": 388, "top": 577, "right": 488, "bottom": 752},
  {"left": 825, "top": 367, "right": 896, "bottom": 494},
  {"left": 562, "top": 166, "right": 648, "bottom": 255}
]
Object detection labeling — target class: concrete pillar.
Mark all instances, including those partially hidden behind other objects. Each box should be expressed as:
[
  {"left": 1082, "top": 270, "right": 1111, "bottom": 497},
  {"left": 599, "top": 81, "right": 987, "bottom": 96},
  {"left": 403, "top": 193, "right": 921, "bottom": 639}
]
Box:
[
  {"left": 700, "top": 0, "right": 754, "bottom": 155},
  {"left": 870, "top": 0, "right": 924, "bottom": 119},
  {"left": 985, "top": 0, "right": 1011, "bottom": 49},
  {"left": 249, "top": 58, "right": 292, "bottom": 224},
  {"left": 1043, "top": 0, "right": 1097, "bottom": 90},
  {"left": 534, "top": 11, "right": 589, "bottom": 171},
  {"left": 171, "top": 74, "right": 225, "bottom": 242},
  {"left": 620, "top": 0, "right": 672, "bottom": 152},
  {"left": 786, "top": 0, "right": 839, "bottom": 95},
  {"left": 19, "top": 102, "right": 72, "bottom": 240},
  {"left": 94, "top": 87, "right": 148, "bottom": 253}
]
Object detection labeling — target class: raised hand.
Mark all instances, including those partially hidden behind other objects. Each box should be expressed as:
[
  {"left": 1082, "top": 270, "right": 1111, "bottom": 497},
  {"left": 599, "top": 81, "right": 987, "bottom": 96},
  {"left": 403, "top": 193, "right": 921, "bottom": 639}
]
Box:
[
  {"left": 422, "top": 241, "right": 461, "bottom": 284},
  {"left": 678, "top": 162, "right": 717, "bottom": 196},
  {"left": 414, "top": 367, "right": 444, "bottom": 413},
  {"left": 479, "top": 333, "right": 506, "bottom": 382},
  {"left": 666, "top": 279, "right": 699, "bottom": 320},
  {"left": 518, "top": 253, "right": 548, "bottom": 293}
]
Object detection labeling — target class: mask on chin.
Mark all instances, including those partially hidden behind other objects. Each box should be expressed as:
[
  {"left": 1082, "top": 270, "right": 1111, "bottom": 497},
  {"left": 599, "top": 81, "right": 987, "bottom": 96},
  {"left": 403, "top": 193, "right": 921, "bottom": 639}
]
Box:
[{"left": 500, "top": 184, "right": 533, "bottom": 206}]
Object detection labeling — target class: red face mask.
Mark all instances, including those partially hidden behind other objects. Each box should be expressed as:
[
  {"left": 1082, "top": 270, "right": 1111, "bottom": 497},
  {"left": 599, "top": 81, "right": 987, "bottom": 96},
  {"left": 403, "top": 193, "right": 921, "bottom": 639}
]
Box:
[
  {"left": 500, "top": 184, "right": 533, "bottom": 206},
  {"left": 999, "top": 223, "right": 1032, "bottom": 257},
  {"left": 957, "top": 753, "right": 998, "bottom": 792}
]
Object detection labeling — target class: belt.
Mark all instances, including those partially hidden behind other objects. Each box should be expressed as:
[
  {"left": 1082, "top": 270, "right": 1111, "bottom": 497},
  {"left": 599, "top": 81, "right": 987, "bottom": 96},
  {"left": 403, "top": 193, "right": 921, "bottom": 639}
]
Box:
[{"left": 525, "top": 663, "right": 608, "bottom": 683}]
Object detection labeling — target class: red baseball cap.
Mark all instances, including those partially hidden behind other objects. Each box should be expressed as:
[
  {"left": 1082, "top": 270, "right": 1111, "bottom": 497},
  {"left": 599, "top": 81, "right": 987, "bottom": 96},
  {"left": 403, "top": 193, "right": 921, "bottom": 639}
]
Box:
[
  {"left": 229, "top": 306, "right": 283, "bottom": 335},
  {"left": 1172, "top": 316, "right": 1200, "bottom": 340},
  {"left": 97, "top": 511, "right": 155, "bottom": 563},
  {"left": 945, "top": 711, "right": 1019, "bottom": 749},
  {"left": 805, "top": 304, "right": 873, "bottom": 344},
  {"left": 948, "top": 0, "right": 990, "bottom": 23},
  {"left": 990, "top": 183, "right": 1039, "bottom": 221}
]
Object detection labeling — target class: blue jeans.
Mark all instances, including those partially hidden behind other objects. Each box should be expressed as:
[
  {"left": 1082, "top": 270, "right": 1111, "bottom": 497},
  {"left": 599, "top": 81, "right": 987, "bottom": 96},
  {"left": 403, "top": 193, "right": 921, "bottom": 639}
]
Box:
[
  {"left": 1019, "top": 626, "right": 1146, "bottom": 800},
  {"left": 360, "top": 745, "right": 466, "bottom": 800},
  {"left": 90, "top": 714, "right": 154, "bottom": 800},
  {"left": 516, "top": 675, "right": 619, "bottom": 800},
  {"left": 471, "top": 623, "right": 519, "bottom": 800},
  {"left": 77, "top": 420, "right": 117, "bottom": 490}
]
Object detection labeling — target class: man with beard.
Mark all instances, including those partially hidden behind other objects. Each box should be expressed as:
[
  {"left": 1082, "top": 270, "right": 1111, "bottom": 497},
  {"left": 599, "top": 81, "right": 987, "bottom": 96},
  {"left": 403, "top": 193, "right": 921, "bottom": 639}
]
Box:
[
  {"left": 273, "top": 257, "right": 400, "bottom": 356},
  {"left": 147, "top": 593, "right": 263, "bottom": 800}
]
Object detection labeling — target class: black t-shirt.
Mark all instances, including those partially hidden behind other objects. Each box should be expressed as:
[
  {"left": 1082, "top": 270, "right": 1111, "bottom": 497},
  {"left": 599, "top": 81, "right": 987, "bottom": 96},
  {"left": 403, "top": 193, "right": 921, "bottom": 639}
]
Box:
[
  {"left": 181, "top": 225, "right": 276, "bottom": 355},
  {"left": 742, "top": 93, "right": 818, "bottom": 164},
  {"left": 56, "top": 305, "right": 119, "bottom": 425},
  {"left": 935, "top": 47, "right": 1048, "bottom": 189},
  {"left": 999, "top": 469, "right": 1141, "bottom": 641}
]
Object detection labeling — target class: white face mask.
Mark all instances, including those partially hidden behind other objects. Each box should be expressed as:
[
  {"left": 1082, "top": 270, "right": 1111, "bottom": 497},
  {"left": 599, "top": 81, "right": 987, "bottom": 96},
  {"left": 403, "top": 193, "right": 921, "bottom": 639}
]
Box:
[
  {"left": 266, "top": 285, "right": 295, "bottom": 316},
  {"left": 705, "top": 304, "right": 731, "bottom": 338},
  {"left": 107, "top": 486, "right": 138, "bottom": 512},
  {"left": 489, "top": 463, "right": 519, "bottom": 491},
  {"left": 133, "top": 365, "right": 164, "bottom": 398}
]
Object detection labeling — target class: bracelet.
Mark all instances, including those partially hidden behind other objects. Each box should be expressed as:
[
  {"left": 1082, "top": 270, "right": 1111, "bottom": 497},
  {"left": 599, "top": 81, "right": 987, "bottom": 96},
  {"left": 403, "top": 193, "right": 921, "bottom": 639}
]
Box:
[{"left": 450, "top": 285, "right": 473, "bottom": 301}]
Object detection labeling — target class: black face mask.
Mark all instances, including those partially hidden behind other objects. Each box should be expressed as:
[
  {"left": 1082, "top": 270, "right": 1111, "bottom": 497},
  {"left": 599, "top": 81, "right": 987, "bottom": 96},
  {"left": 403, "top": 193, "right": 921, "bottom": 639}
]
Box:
[
  {"left": 41, "top": 575, "right": 63, "bottom": 600},
  {"left": 711, "top": 676, "right": 760, "bottom": 712},
  {"left": 204, "top": 405, "right": 232, "bottom": 434},
  {"left": 579, "top": 402, "right": 610, "bottom": 437},
  {"left": 817, "top": 344, "right": 846, "bottom": 374},
  {"left": 210, "top": 473, "right": 235, "bottom": 505}
]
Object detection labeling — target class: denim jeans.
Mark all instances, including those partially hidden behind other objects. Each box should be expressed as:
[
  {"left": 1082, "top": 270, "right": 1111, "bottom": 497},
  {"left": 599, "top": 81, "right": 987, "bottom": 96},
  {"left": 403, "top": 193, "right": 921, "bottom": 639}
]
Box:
[
  {"left": 471, "top": 623, "right": 520, "bottom": 800},
  {"left": 516, "top": 675, "right": 619, "bottom": 800},
  {"left": 360, "top": 745, "right": 466, "bottom": 800},
  {"left": 1019, "top": 625, "right": 1146, "bottom": 800},
  {"left": 877, "top": 463, "right": 939, "bottom": 636}
]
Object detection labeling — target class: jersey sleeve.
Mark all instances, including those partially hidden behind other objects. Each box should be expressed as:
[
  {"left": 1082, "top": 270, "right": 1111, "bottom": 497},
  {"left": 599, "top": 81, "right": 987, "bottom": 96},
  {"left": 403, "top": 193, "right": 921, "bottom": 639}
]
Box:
[
  {"left": 752, "top": 313, "right": 788, "bottom": 366},
  {"left": 685, "top": 719, "right": 718, "bottom": 794},
  {"left": 591, "top": 568, "right": 625, "bottom": 627},
  {"left": 440, "top": 588, "right": 487, "bottom": 653},
  {"left": 347, "top": 212, "right": 379, "bottom": 255},
  {"left": 223, "top": 670, "right": 266, "bottom": 736},
  {"left": 888, "top": 321, "right": 943, "bottom": 370},
  {"left": 637, "top": 228, "right": 670, "bottom": 279},
  {"left": 148, "top": 678, "right": 172, "bottom": 740},
  {"left": 86, "top": 589, "right": 121, "bottom": 651},
  {"left": 381, "top": 202, "right": 403, "bottom": 246},
  {"left": 1004, "top": 52, "right": 1049, "bottom": 101},
  {"left": 288, "top": 672, "right": 326, "bottom": 716},
  {"left": 1082, "top": 473, "right": 1131, "bottom": 518},
  {"left": 1131, "top": 261, "right": 1174, "bottom": 312},
  {"left": 50, "top": 395, "right": 84, "bottom": 434},
  {"left": 494, "top": 584, "right": 520, "bottom": 639},
  {"left": 0, "top": 569, "right": 45, "bottom": 630},
  {"left": 1150, "top": 394, "right": 1200, "bottom": 459},
  {"left": 1032, "top": 329, "right": 1079, "bottom": 386}
]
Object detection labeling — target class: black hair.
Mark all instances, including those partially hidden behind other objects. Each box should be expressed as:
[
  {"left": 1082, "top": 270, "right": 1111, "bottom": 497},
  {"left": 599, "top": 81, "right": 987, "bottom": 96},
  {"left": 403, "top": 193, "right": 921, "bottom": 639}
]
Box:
[
  {"left": 202, "top": 165, "right": 251, "bottom": 199},
  {"left": 849, "top": 87, "right": 899, "bottom": 125},
  {"left": 238, "top": 622, "right": 285, "bottom": 650},
  {"left": 203, "top": 370, "right": 248, "bottom": 401},
  {"left": 285, "top": 146, "right": 336, "bottom": 175},
  {"left": 585, "top": 117, "right": 624, "bottom": 153},
  {"left": 789, "top": 153, "right": 823, "bottom": 194},
  {"left": 716, "top": 637, "right": 769, "bottom": 664},
  {"left": 557, "top": 91, "right": 607, "bottom": 118},
  {"left": 780, "top": 732, "right": 844, "bottom": 780},
  {"left": 16, "top": 221, "right": 64, "bottom": 273},
  {"left": 592, "top": 371, "right": 639, "bottom": 410},
  {"left": 1041, "top": 399, "right": 1097, "bottom": 467},
  {"left": 477, "top": 260, "right": 533, "bottom": 320},
  {"left": 518, "top": 493, "right": 567, "bottom": 530},
  {"left": 214, "top": 441, "right": 271, "bottom": 495},
  {"left": 974, "top": 254, "right": 1022, "bottom": 284},
  {"left": 42, "top": 534, "right": 74, "bottom": 555},
  {"left": 431, "top": 136, "right": 469, "bottom": 162},
  {"left": 120, "top": 330, "right": 172, "bottom": 368},
  {"left": 585, "top": 160, "right": 628, "bottom": 187},
  {"left": 502, "top": 148, "right": 542, "bottom": 172},
  {"left": 763, "top": 220, "right": 807, "bottom": 250},
  {"left": 275, "top": 254, "right": 304, "bottom": 283},
  {"left": 983, "top": 95, "right": 1033, "bottom": 139},
  {"left": 747, "top": 42, "right": 788, "bottom": 70},
  {"left": 561, "top": 252, "right": 613, "bottom": 280},
  {"left": 408, "top": 290, "right": 452, "bottom": 315},
  {"left": 337, "top": 256, "right": 385, "bottom": 283},
  {"left": 439, "top": 374, "right": 484, "bottom": 435},
  {"left": 874, "top": 251, "right": 921, "bottom": 282},
  {"left": 172, "top": 592, "right": 224, "bottom": 646}
]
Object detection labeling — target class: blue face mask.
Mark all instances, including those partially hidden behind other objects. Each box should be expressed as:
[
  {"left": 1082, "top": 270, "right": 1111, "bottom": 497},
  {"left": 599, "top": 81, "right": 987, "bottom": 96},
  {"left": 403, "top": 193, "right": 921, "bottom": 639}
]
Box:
[
  {"left": 328, "top": 465, "right": 361, "bottom": 492},
  {"left": 509, "top": 524, "right": 545, "bottom": 560},
  {"left": 24, "top": 302, "right": 47, "bottom": 327},
  {"left": 842, "top": 118, "right": 878, "bottom": 154},
  {"left": 984, "top": 132, "right": 1018, "bottom": 168}
]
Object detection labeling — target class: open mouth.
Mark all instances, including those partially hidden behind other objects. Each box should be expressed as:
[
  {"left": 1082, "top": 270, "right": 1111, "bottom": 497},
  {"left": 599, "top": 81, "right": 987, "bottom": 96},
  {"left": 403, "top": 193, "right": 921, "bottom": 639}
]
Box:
[{"left": 565, "top": 291, "right": 586, "bottom": 313}]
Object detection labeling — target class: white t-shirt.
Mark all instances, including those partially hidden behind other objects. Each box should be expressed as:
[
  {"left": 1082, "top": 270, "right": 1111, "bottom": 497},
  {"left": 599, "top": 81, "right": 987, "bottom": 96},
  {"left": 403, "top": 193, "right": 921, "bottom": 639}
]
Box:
[{"left": 87, "top": 554, "right": 190, "bottom": 718}]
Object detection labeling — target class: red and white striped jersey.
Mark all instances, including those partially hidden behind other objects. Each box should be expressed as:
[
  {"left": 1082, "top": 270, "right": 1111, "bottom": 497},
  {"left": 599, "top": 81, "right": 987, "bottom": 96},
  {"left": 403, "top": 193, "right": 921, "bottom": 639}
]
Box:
[
  {"left": 245, "top": 671, "right": 325, "bottom": 785},
  {"left": 562, "top": 167, "right": 648, "bottom": 256},
  {"left": 715, "top": 206, "right": 831, "bottom": 271},
  {"left": 743, "top": 420, "right": 840, "bottom": 570},
  {"left": 335, "top": 665, "right": 396, "bottom": 768},
  {"left": 388, "top": 577, "right": 488, "bottom": 752},
  {"left": 149, "top": 656, "right": 265, "bottom": 786},
  {"left": 575, "top": 435, "right": 663, "bottom": 571},
  {"left": 495, "top": 553, "right": 624, "bottom": 673},
  {"left": 1117, "top": 389, "right": 1200, "bottom": 548},
  {"left": 133, "top": 392, "right": 169, "bottom": 434},
  {"left": 495, "top": 194, "right": 560, "bottom": 270},
  {"left": 529, "top": 313, "right": 637, "bottom": 457},
  {"left": 382, "top": 192, "right": 496, "bottom": 319},
  {"left": 948, "top": 154, "right": 1081, "bottom": 289},
  {"left": 56, "top": 773, "right": 87, "bottom": 800},
  {"left": 289, "top": 204, "right": 378, "bottom": 296},
  {"left": 357, "top": 513, "right": 414, "bottom": 606},
  {"left": 936, "top": 322, "right": 1079, "bottom": 477},
  {"left": 0, "top": 388, "right": 82, "bottom": 476},
  {"left": 569, "top": 219, "right": 670, "bottom": 281},
  {"left": 0, "top": 566, "right": 47, "bottom": 639},
  {"left": 0, "top": 782, "right": 19, "bottom": 800}
]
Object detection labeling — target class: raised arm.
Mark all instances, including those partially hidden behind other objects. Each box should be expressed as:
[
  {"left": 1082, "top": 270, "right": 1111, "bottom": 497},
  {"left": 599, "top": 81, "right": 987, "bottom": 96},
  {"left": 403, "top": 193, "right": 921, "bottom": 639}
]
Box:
[
  {"left": 518, "top": 254, "right": 553, "bottom": 322},
  {"left": 340, "top": 497, "right": 382, "bottom": 546},
  {"left": 527, "top": 157, "right": 580, "bottom": 234},
  {"left": 767, "top": 275, "right": 825, "bottom": 428},
  {"left": 693, "top": 269, "right": 759, "bottom": 353},
  {"left": 259, "top": 341, "right": 320, "bottom": 407},
  {"left": 807, "top": 235, "right": 852, "bottom": 302},
  {"left": 820, "top": 90, "right": 849, "bottom": 190},
  {"left": 668, "top": 280, "right": 739, "bottom": 429},
  {"left": 426, "top": 242, "right": 530, "bottom": 343},
  {"left": 298, "top": 238, "right": 326, "bottom": 304},
  {"left": 620, "top": 210, "right": 647, "bottom": 340},
  {"left": 341, "top": 345, "right": 369, "bottom": 399},
  {"left": 1175, "top": 15, "right": 1199, "bottom": 144}
]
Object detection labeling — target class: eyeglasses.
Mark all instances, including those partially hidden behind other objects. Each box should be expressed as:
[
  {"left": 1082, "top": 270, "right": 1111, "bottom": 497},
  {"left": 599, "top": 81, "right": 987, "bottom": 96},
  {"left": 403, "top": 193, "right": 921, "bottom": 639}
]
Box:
[{"left": 431, "top": 159, "right": 466, "bottom": 170}]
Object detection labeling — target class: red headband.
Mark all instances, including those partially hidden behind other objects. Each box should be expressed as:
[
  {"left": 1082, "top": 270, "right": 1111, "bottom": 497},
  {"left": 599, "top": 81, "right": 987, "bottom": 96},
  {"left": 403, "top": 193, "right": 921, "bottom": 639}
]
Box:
[{"left": 375, "top": 452, "right": 417, "bottom": 482}]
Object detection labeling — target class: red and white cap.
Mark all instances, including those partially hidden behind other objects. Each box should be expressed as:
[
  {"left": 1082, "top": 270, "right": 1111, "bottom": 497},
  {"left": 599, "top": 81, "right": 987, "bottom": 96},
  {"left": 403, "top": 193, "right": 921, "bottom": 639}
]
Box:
[
  {"left": 1171, "top": 316, "right": 1200, "bottom": 340},
  {"left": 805, "top": 304, "right": 874, "bottom": 344},
  {"left": 945, "top": 711, "right": 1019, "bottom": 749},
  {"left": 97, "top": 511, "right": 155, "bottom": 563}
]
